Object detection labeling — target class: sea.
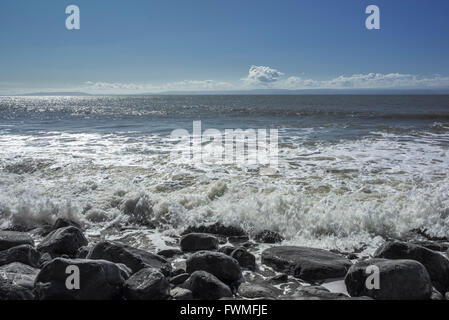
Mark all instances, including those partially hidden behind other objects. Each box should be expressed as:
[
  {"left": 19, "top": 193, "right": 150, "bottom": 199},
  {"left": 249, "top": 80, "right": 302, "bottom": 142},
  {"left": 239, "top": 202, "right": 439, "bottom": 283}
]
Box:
[{"left": 0, "top": 95, "right": 448, "bottom": 255}]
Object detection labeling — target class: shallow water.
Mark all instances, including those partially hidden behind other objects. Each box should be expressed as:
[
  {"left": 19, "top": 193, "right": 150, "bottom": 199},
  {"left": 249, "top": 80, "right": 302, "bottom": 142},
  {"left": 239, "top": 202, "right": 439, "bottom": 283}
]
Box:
[{"left": 0, "top": 95, "right": 448, "bottom": 254}]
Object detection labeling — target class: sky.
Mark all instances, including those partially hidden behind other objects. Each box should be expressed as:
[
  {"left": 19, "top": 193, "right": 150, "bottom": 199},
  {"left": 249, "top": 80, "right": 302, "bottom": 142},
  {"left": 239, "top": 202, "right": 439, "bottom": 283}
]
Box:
[{"left": 1, "top": 0, "right": 449, "bottom": 94}]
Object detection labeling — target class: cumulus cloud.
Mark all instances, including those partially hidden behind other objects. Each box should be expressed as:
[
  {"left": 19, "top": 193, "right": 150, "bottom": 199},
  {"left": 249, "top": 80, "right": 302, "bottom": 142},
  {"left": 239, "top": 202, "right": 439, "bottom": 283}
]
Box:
[{"left": 242, "top": 65, "right": 284, "bottom": 85}]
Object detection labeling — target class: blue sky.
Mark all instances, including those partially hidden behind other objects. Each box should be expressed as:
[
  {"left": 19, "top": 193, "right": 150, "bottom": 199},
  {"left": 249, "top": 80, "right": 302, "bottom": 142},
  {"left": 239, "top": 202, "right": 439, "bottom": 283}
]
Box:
[{"left": 1, "top": 0, "right": 449, "bottom": 94}]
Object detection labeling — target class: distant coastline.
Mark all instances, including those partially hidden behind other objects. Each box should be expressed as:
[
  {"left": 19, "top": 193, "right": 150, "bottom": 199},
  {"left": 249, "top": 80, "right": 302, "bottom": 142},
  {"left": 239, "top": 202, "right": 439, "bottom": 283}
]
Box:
[{"left": 6, "top": 88, "right": 449, "bottom": 96}]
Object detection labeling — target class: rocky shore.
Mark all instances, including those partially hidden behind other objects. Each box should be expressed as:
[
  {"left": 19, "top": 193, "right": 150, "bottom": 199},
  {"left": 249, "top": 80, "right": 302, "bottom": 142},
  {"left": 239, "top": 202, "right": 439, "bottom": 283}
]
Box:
[{"left": 1, "top": 219, "right": 449, "bottom": 300}]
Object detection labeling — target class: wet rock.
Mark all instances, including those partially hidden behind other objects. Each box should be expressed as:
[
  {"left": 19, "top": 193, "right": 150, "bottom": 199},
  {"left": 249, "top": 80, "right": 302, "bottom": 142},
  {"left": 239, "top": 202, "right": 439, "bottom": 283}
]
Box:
[
  {"left": 237, "top": 283, "right": 281, "bottom": 299},
  {"left": 0, "top": 262, "right": 39, "bottom": 300},
  {"left": 431, "top": 287, "right": 444, "bottom": 300},
  {"left": 261, "top": 246, "right": 352, "bottom": 282},
  {"left": 268, "top": 274, "right": 289, "bottom": 284},
  {"left": 184, "top": 271, "right": 232, "bottom": 300},
  {"left": 37, "top": 226, "right": 87, "bottom": 258},
  {"left": 374, "top": 241, "right": 449, "bottom": 293},
  {"left": 411, "top": 241, "right": 449, "bottom": 252},
  {"left": 171, "top": 287, "right": 193, "bottom": 300},
  {"left": 287, "top": 286, "right": 356, "bottom": 300},
  {"left": 445, "top": 292, "right": 449, "bottom": 300},
  {"left": 218, "top": 246, "right": 236, "bottom": 256},
  {"left": 345, "top": 258, "right": 432, "bottom": 300},
  {"left": 0, "top": 245, "right": 40, "bottom": 268},
  {"left": 186, "top": 251, "right": 242, "bottom": 286},
  {"left": 76, "top": 246, "right": 90, "bottom": 259},
  {"left": 0, "top": 231, "right": 34, "bottom": 251},
  {"left": 35, "top": 258, "right": 129, "bottom": 300},
  {"left": 180, "top": 233, "right": 219, "bottom": 252},
  {"left": 171, "top": 268, "right": 186, "bottom": 277},
  {"left": 230, "top": 247, "right": 256, "bottom": 271},
  {"left": 124, "top": 268, "right": 170, "bottom": 300},
  {"left": 182, "top": 223, "right": 247, "bottom": 237},
  {"left": 52, "top": 218, "right": 83, "bottom": 232},
  {"left": 254, "top": 230, "right": 284, "bottom": 244},
  {"left": 39, "top": 253, "right": 53, "bottom": 267},
  {"left": 87, "top": 241, "right": 171, "bottom": 276},
  {"left": 157, "top": 248, "right": 183, "bottom": 259},
  {"left": 170, "top": 273, "right": 190, "bottom": 286},
  {"left": 228, "top": 236, "right": 250, "bottom": 245}
]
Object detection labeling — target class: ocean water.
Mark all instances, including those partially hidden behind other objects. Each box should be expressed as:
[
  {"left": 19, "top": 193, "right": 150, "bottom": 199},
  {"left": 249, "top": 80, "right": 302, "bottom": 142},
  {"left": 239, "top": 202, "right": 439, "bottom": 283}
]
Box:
[{"left": 0, "top": 95, "right": 448, "bottom": 254}]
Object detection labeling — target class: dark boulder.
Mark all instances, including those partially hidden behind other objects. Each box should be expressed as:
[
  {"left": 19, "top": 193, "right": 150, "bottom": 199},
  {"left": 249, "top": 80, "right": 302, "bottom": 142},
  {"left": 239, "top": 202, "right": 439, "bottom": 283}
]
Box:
[
  {"left": 0, "top": 245, "right": 40, "bottom": 268},
  {"left": 87, "top": 241, "right": 171, "bottom": 276},
  {"left": 374, "top": 241, "right": 449, "bottom": 293},
  {"left": 183, "top": 271, "right": 232, "bottom": 300},
  {"left": 218, "top": 246, "right": 235, "bottom": 256},
  {"left": 261, "top": 246, "right": 352, "bottom": 282},
  {"left": 157, "top": 248, "right": 183, "bottom": 259},
  {"left": 37, "top": 226, "right": 87, "bottom": 258},
  {"left": 52, "top": 218, "right": 83, "bottom": 232},
  {"left": 254, "top": 230, "right": 284, "bottom": 244},
  {"left": 268, "top": 274, "right": 289, "bottom": 284},
  {"left": 287, "top": 286, "right": 357, "bottom": 300},
  {"left": 171, "top": 287, "right": 193, "bottom": 300},
  {"left": 0, "top": 262, "right": 39, "bottom": 300},
  {"left": 34, "top": 258, "right": 129, "bottom": 300},
  {"left": 0, "top": 231, "right": 34, "bottom": 251},
  {"left": 170, "top": 273, "right": 190, "bottom": 286},
  {"left": 345, "top": 258, "right": 432, "bottom": 300},
  {"left": 182, "top": 223, "right": 247, "bottom": 237},
  {"left": 123, "top": 268, "right": 170, "bottom": 300},
  {"left": 186, "top": 251, "right": 242, "bottom": 286},
  {"left": 237, "top": 283, "right": 281, "bottom": 299},
  {"left": 230, "top": 247, "right": 256, "bottom": 271},
  {"left": 180, "top": 233, "right": 219, "bottom": 252}
]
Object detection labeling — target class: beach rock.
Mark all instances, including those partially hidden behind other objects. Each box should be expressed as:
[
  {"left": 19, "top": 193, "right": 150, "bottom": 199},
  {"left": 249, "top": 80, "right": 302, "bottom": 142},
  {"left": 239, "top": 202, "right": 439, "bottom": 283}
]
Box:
[
  {"left": 374, "top": 241, "right": 449, "bottom": 293},
  {"left": 123, "top": 268, "right": 170, "bottom": 300},
  {"left": 171, "top": 287, "right": 193, "bottom": 300},
  {"left": 186, "top": 251, "right": 242, "bottom": 286},
  {"left": 184, "top": 271, "right": 232, "bottom": 300},
  {"left": 0, "top": 245, "right": 40, "bottom": 268},
  {"left": 230, "top": 247, "right": 256, "bottom": 271},
  {"left": 182, "top": 223, "right": 247, "bottom": 237},
  {"left": 261, "top": 246, "right": 352, "bottom": 282},
  {"left": 51, "top": 218, "right": 83, "bottom": 232},
  {"left": 254, "top": 230, "right": 284, "bottom": 244},
  {"left": 218, "top": 246, "right": 236, "bottom": 256},
  {"left": 0, "top": 231, "right": 34, "bottom": 251},
  {"left": 268, "top": 274, "right": 289, "bottom": 284},
  {"left": 345, "top": 258, "right": 432, "bottom": 300},
  {"left": 87, "top": 241, "right": 171, "bottom": 276},
  {"left": 157, "top": 248, "right": 183, "bottom": 259},
  {"left": 228, "top": 236, "right": 250, "bottom": 245},
  {"left": 0, "top": 262, "right": 39, "bottom": 300},
  {"left": 287, "top": 286, "right": 356, "bottom": 300},
  {"left": 34, "top": 258, "right": 129, "bottom": 300},
  {"left": 180, "top": 233, "right": 219, "bottom": 252},
  {"left": 76, "top": 246, "right": 90, "bottom": 259},
  {"left": 37, "top": 226, "right": 87, "bottom": 258},
  {"left": 445, "top": 292, "right": 449, "bottom": 300},
  {"left": 39, "top": 253, "right": 53, "bottom": 267},
  {"left": 237, "top": 283, "right": 281, "bottom": 299},
  {"left": 171, "top": 268, "right": 186, "bottom": 277},
  {"left": 431, "top": 287, "right": 444, "bottom": 300},
  {"left": 170, "top": 273, "right": 190, "bottom": 286},
  {"left": 411, "top": 241, "right": 449, "bottom": 252}
]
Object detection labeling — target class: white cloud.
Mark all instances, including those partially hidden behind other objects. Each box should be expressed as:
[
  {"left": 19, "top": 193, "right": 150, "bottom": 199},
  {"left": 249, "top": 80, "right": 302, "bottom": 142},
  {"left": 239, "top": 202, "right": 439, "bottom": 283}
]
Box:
[
  {"left": 82, "top": 79, "right": 234, "bottom": 94},
  {"left": 241, "top": 65, "right": 284, "bottom": 85}
]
